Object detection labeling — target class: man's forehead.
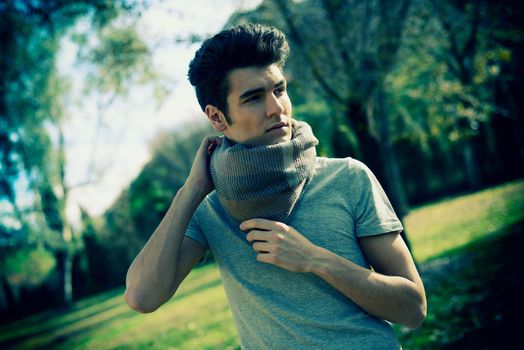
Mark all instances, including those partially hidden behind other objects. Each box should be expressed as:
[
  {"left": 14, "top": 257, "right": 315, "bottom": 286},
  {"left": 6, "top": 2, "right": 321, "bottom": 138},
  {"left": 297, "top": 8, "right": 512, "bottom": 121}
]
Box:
[{"left": 228, "top": 64, "right": 285, "bottom": 94}]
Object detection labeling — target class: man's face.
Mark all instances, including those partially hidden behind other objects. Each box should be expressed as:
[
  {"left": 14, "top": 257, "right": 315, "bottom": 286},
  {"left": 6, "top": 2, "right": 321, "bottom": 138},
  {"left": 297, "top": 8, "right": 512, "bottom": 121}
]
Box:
[{"left": 221, "top": 64, "right": 293, "bottom": 146}]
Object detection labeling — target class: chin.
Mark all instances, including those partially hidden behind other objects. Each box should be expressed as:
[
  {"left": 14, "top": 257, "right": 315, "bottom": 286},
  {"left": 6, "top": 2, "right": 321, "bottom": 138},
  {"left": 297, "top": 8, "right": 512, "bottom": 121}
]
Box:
[
  {"left": 270, "top": 136, "right": 292, "bottom": 145},
  {"left": 245, "top": 133, "right": 291, "bottom": 146}
]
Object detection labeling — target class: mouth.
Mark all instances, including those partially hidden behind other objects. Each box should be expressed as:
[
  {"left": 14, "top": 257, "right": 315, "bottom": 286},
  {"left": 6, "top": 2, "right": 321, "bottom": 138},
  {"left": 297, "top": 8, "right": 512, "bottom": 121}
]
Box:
[{"left": 266, "top": 122, "right": 288, "bottom": 132}]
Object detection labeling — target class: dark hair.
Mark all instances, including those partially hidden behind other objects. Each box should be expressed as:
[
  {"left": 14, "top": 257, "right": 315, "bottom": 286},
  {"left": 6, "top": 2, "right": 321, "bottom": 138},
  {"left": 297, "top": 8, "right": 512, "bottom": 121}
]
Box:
[{"left": 188, "top": 24, "right": 289, "bottom": 120}]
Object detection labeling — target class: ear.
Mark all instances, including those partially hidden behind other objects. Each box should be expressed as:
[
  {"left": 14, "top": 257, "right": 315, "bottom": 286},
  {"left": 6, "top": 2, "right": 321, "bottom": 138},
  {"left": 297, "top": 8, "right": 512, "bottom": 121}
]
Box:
[{"left": 205, "top": 105, "right": 228, "bottom": 132}]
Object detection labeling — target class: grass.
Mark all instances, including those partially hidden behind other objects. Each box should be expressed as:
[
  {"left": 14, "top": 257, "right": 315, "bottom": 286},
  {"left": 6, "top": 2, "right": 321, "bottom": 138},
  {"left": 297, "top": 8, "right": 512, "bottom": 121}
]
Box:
[
  {"left": 0, "top": 264, "right": 238, "bottom": 350},
  {"left": 405, "top": 179, "right": 524, "bottom": 262},
  {"left": 395, "top": 220, "right": 524, "bottom": 349},
  {"left": 1, "top": 179, "right": 523, "bottom": 349}
]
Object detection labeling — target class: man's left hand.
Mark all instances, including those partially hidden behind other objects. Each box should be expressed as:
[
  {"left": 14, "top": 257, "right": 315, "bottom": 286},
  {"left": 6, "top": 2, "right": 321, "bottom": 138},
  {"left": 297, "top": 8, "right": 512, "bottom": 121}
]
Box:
[{"left": 240, "top": 218, "right": 318, "bottom": 273}]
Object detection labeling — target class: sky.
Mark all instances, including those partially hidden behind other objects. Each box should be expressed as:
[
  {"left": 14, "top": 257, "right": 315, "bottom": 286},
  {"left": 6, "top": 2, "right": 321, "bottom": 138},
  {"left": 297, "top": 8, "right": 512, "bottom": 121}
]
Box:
[{"left": 59, "top": 0, "right": 262, "bottom": 224}]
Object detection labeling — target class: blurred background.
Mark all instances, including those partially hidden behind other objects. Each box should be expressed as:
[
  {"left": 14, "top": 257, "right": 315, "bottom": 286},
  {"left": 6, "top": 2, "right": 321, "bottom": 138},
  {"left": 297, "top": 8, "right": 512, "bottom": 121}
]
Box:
[{"left": 1, "top": 0, "right": 523, "bottom": 349}]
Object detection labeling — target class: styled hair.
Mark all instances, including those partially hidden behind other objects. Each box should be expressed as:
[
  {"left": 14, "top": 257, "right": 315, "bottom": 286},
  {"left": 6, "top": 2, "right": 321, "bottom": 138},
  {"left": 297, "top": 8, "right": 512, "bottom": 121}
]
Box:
[{"left": 188, "top": 23, "right": 290, "bottom": 119}]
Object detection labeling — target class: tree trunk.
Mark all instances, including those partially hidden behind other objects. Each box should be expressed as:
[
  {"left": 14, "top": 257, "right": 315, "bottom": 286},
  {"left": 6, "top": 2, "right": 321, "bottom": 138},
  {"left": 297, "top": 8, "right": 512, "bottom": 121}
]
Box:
[
  {"left": 57, "top": 123, "right": 74, "bottom": 307},
  {"left": 462, "top": 138, "right": 481, "bottom": 190},
  {"left": 55, "top": 249, "right": 73, "bottom": 307},
  {"left": 375, "top": 85, "right": 410, "bottom": 218},
  {"left": 374, "top": 85, "right": 413, "bottom": 251},
  {"left": 343, "top": 100, "right": 386, "bottom": 180},
  {"left": 0, "top": 275, "right": 16, "bottom": 311},
  {"left": 331, "top": 126, "right": 360, "bottom": 159},
  {"left": 508, "top": 114, "right": 524, "bottom": 177}
]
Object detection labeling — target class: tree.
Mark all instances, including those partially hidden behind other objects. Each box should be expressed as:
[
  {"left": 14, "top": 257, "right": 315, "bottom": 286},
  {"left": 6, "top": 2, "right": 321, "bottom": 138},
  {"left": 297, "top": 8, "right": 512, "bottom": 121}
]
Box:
[
  {"left": 428, "top": 0, "right": 492, "bottom": 189},
  {"left": 0, "top": 0, "right": 156, "bottom": 310},
  {"left": 386, "top": 0, "right": 523, "bottom": 197}
]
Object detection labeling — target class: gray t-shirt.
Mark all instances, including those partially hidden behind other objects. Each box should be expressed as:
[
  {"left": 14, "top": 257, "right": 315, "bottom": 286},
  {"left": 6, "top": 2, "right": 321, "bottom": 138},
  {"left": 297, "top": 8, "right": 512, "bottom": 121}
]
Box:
[{"left": 185, "top": 157, "right": 403, "bottom": 349}]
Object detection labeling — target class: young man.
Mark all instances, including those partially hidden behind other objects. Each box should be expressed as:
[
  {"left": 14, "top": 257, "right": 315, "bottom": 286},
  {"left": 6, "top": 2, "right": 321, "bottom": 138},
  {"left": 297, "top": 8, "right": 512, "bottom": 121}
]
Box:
[{"left": 125, "top": 24, "right": 426, "bottom": 349}]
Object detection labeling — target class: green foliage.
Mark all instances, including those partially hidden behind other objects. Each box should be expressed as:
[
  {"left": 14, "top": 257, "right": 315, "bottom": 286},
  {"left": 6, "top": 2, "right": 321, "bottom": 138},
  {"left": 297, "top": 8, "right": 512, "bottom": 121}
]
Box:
[
  {"left": 0, "top": 0, "right": 159, "bottom": 309},
  {"left": 1, "top": 1, "right": 139, "bottom": 233},
  {"left": 387, "top": 0, "right": 505, "bottom": 148},
  {"left": 72, "top": 124, "right": 217, "bottom": 294},
  {"left": 229, "top": 0, "right": 524, "bottom": 203},
  {"left": 80, "top": 26, "right": 155, "bottom": 96},
  {"left": 2, "top": 247, "right": 56, "bottom": 287},
  {"left": 0, "top": 0, "right": 157, "bottom": 235},
  {"left": 292, "top": 100, "right": 337, "bottom": 156},
  {"left": 102, "top": 122, "right": 215, "bottom": 260}
]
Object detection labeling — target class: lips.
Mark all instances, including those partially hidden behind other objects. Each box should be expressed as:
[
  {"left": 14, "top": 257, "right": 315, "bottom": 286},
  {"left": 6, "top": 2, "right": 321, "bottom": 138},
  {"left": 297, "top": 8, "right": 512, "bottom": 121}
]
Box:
[{"left": 267, "top": 122, "right": 288, "bottom": 132}]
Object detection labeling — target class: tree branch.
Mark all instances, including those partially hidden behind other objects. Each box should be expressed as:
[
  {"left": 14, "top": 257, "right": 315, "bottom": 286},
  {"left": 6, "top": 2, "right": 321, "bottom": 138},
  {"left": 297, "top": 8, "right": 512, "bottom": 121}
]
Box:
[
  {"left": 320, "top": 0, "right": 355, "bottom": 79},
  {"left": 272, "top": 0, "right": 345, "bottom": 105}
]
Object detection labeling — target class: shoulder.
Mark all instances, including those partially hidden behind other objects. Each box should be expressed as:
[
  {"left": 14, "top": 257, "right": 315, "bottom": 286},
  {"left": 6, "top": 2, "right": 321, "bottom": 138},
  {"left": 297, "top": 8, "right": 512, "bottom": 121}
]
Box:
[
  {"left": 193, "top": 191, "right": 220, "bottom": 218},
  {"left": 193, "top": 190, "right": 235, "bottom": 227},
  {"left": 306, "top": 157, "right": 374, "bottom": 200},
  {"left": 312, "top": 157, "right": 382, "bottom": 201},
  {"left": 316, "top": 156, "right": 368, "bottom": 169},
  {"left": 314, "top": 156, "right": 372, "bottom": 180}
]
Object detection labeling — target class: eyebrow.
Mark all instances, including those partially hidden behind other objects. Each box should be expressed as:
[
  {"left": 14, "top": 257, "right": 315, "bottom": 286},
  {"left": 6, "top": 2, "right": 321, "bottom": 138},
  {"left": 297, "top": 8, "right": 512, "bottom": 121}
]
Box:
[{"left": 238, "top": 80, "right": 286, "bottom": 100}]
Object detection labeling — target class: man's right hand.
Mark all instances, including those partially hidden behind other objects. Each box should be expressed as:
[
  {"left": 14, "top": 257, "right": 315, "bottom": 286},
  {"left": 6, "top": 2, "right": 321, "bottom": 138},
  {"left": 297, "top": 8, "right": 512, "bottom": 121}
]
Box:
[{"left": 184, "top": 136, "right": 222, "bottom": 198}]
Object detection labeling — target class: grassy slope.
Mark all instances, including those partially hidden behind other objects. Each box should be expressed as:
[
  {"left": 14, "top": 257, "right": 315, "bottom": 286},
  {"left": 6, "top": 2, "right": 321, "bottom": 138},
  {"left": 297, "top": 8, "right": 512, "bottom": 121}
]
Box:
[
  {"left": 396, "top": 220, "right": 524, "bottom": 349},
  {"left": 0, "top": 264, "right": 238, "bottom": 350},
  {"left": 405, "top": 179, "right": 524, "bottom": 262},
  {"left": 1, "top": 179, "right": 523, "bottom": 349}
]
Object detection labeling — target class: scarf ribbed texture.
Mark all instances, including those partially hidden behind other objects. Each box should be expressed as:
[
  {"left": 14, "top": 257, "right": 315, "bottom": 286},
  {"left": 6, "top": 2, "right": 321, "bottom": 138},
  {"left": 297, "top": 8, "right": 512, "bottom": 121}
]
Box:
[{"left": 210, "top": 120, "right": 318, "bottom": 223}]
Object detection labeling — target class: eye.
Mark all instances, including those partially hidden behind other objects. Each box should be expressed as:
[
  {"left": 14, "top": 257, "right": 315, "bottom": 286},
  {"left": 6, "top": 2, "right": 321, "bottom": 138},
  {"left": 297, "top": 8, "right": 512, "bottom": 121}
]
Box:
[
  {"left": 245, "top": 94, "right": 262, "bottom": 103},
  {"left": 274, "top": 86, "right": 286, "bottom": 96}
]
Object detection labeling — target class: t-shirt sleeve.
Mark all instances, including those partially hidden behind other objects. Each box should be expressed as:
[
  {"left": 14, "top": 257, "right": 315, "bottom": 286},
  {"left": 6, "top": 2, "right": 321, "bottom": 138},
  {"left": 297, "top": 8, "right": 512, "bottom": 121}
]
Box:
[
  {"left": 351, "top": 160, "right": 404, "bottom": 238},
  {"left": 185, "top": 209, "right": 209, "bottom": 250}
]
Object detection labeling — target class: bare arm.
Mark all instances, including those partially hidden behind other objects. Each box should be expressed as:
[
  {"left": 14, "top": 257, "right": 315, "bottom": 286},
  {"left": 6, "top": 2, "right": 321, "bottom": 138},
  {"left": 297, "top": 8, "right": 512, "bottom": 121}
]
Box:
[
  {"left": 242, "top": 219, "right": 426, "bottom": 329},
  {"left": 124, "top": 136, "right": 220, "bottom": 313},
  {"left": 312, "top": 232, "right": 426, "bottom": 328}
]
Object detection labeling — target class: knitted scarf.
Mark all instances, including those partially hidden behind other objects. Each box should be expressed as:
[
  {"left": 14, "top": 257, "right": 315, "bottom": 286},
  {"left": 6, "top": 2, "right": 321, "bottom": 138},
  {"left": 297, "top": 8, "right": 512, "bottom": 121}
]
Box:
[{"left": 210, "top": 120, "right": 318, "bottom": 223}]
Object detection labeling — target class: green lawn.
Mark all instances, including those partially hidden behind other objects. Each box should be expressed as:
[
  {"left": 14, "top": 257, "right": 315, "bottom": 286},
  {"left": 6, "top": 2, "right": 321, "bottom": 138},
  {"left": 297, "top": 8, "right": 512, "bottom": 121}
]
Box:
[
  {"left": 405, "top": 179, "right": 524, "bottom": 262},
  {"left": 0, "top": 264, "right": 238, "bottom": 350},
  {"left": 1, "top": 179, "right": 523, "bottom": 349}
]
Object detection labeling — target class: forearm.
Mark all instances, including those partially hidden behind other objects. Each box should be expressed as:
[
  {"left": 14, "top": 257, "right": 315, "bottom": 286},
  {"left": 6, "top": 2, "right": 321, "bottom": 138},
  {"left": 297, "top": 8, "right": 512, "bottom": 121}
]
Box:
[
  {"left": 124, "top": 184, "right": 205, "bottom": 312},
  {"left": 310, "top": 246, "right": 426, "bottom": 328}
]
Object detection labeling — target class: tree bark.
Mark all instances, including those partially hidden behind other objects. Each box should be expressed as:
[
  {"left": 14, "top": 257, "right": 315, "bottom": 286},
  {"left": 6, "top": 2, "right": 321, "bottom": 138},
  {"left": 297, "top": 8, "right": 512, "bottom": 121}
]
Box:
[
  {"left": 375, "top": 84, "right": 412, "bottom": 251},
  {"left": 0, "top": 275, "right": 16, "bottom": 311},
  {"left": 55, "top": 249, "right": 73, "bottom": 307},
  {"left": 375, "top": 85, "right": 410, "bottom": 218},
  {"left": 462, "top": 138, "right": 481, "bottom": 189},
  {"left": 343, "top": 100, "right": 384, "bottom": 175},
  {"left": 57, "top": 124, "right": 74, "bottom": 307}
]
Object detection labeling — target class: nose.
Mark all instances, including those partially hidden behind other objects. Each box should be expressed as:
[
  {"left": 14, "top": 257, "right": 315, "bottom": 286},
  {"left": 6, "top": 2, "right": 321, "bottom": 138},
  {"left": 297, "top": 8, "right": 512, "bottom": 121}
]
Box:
[{"left": 266, "top": 93, "right": 284, "bottom": 118}]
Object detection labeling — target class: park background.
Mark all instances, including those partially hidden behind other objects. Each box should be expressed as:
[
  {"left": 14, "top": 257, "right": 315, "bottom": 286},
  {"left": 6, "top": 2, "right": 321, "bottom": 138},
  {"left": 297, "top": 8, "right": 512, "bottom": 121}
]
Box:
[{"left": 1, "top": 0, "right": 523, "bottom": 349}]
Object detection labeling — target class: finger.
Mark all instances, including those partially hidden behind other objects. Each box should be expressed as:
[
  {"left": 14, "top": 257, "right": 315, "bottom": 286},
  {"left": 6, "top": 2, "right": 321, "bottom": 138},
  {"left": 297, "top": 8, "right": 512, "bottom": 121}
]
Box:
[
  {"left": 207, "top": 142, "right": 216, "bottom": 155},
  {"left": 256, "top": 253, "right": 278, "bottom": 266},
  {"left": 246, "top": 230, "right": 272, "bottom": 243},
  {"left": 206, "top": 136, "right": 222, "bottom": 156},
  {"left": 252, "top": 241, "right": 271, "bottom": 254},
  {"left": 196, "top": 136, "right": 214, "bottom": 156},
  {"left": 240, "top": 218, "right": 283, "bottom": 232}
]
